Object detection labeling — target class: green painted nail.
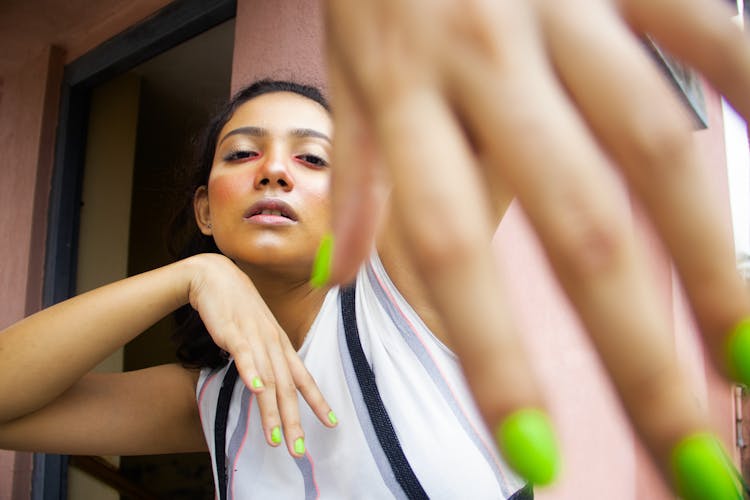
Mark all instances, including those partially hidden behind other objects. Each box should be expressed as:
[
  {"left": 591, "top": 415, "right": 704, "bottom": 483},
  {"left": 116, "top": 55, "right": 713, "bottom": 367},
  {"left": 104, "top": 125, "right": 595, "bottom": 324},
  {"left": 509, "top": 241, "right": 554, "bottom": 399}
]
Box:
[
  {"left": 328, "top": 410, "right": 338, "bottom": 425},
  {"left": 251, "top": 376, "right": 264, "bottom": 389},
  {"left": 271, "top": 426, "right": 282, "bottom": 445},
  {"left": 294, "top": 437, "right": 305, "bottom": 455},
  {"left": 671, "top": 433, "right": 741, "bottom": 500},
  {"left": 495, "top": 408, "right": 560, "bottom": 485},
  {"left": 310, "top": 233, "right": 333, "bottom": 288},
  {"left": 726, "top": 318, "right": 750, "bottom": 386}
]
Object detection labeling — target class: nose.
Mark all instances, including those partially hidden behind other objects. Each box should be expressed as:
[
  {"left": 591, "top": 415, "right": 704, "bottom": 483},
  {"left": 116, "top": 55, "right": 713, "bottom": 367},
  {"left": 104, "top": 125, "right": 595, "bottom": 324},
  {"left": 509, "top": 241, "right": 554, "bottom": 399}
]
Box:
[{"left": 253, "top": 150, "right": 294, "bottom": 191}]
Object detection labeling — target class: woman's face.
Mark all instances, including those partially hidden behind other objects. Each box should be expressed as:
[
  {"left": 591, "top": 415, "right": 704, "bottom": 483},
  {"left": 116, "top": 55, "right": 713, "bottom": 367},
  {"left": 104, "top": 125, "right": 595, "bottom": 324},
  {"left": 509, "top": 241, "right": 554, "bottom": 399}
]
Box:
[{"left": 194, "top": 91, "right": 332, "bottom": 277}]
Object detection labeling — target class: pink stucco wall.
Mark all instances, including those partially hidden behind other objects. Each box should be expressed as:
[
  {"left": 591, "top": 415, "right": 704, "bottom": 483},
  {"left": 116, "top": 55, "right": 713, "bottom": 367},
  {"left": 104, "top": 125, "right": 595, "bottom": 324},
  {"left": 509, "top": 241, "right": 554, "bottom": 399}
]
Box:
[
  {"left": 231, "top": 0, "right": 325, "bottom": 92},
  {"left": 0, "top": 2, "right": 171, "bottom": 496},
  {"left": 0, "top": 48, "right": 60, "bottom": 327},
  {"left": 0, "top": 45, "right": 63, "bottom": 500}
]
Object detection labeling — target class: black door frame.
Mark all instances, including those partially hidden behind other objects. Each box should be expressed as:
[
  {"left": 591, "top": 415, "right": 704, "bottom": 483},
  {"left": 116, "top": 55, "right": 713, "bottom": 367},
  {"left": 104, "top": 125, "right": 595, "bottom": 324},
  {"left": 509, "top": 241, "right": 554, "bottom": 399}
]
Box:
[{"left": 37, "top": 0, "right": 235, "bottom": 498}]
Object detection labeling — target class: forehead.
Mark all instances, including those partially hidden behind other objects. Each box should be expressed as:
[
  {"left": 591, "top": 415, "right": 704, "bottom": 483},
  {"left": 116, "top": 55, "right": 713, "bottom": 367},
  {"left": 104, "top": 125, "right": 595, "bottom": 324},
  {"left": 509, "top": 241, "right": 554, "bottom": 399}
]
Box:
[{"left": 220, "top": 91, "right": 332, "bottom": 139}]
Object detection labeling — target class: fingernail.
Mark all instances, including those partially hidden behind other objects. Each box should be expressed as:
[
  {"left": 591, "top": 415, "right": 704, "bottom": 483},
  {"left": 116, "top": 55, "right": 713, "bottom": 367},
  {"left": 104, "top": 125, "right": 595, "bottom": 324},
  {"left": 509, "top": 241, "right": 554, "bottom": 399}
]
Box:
[
  {"left": 310, "top": 233, "right": 333, "bottom": 288},
  {"left": 670, "top": 433, "right": 741, "bottom": 500},
  {"left": 271, "top": 426, "right": 282, "bottom": 445},
  {"left": 294, "top": 437, "right": 306, "bottom": 455},
  {"left": 328, "top": 410, "right": 338, "bottom": 425},
  {"left": 251, "top": 376, "right": 264, "bottom": 389},
  {"left": 726, "top": 318, "right": 750, "bottom": 386},
  {"left": 494, "top": 408, "right": 560, "bottom": 485}
]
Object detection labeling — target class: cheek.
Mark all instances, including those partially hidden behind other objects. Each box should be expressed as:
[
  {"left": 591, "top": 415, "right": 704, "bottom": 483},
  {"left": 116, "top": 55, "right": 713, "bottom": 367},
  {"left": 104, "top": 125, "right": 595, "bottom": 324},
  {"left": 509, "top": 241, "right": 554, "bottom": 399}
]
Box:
[
  {"left": 208, "top": 171, "right": 251, "bottom": 210},
  {"left": 302, "top": 178, "right": 332, "bottom": 222}
]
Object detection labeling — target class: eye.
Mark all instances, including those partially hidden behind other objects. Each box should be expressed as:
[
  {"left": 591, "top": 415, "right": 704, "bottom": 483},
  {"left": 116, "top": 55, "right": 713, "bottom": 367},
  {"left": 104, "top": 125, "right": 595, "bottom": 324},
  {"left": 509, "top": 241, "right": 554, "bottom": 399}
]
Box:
[
  {"left": 223, "top": 150, "right": 259, "bottom": 162},
  {"left": 296, "top": 154, "right": 329, "bottom": 168}
]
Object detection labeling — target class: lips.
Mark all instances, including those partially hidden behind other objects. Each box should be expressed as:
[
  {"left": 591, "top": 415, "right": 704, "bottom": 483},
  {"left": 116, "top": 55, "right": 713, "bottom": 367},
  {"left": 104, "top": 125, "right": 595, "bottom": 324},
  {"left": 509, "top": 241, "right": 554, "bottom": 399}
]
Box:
[{"left": 244, "top": 199, "right": 298, "bottom": 222}]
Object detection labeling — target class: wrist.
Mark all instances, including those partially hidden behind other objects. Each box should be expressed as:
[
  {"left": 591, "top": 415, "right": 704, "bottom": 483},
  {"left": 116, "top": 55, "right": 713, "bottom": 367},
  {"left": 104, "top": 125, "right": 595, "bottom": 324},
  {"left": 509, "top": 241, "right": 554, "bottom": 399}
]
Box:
[{"left": 178, "top": 253, "right": 235, "bottom": 308}]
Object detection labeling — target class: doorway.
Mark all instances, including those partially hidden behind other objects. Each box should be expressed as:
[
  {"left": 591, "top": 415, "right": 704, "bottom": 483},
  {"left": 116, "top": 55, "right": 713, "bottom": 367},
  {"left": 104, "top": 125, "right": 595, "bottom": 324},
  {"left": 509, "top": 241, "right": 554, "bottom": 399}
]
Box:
[{"left": 41, "top": 1, "right": 235, "bottom": 498}]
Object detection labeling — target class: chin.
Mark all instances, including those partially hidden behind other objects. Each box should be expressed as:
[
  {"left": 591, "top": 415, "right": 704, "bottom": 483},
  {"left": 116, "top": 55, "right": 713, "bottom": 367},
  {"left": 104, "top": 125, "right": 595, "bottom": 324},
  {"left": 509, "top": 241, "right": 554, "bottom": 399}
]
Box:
[
  {"left": 220, "top": 233, "right": 318, "bottom": 269},
  {"left": 234, "top": 246, "right": 313, "bottom": 271}
]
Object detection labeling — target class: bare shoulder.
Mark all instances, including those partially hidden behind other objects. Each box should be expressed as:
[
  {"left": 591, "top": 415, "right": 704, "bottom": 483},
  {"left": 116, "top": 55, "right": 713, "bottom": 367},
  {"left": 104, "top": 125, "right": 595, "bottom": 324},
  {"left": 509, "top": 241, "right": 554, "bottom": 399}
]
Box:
[{"left": 0, "top": 363, "right": 207, "bottom": 456}]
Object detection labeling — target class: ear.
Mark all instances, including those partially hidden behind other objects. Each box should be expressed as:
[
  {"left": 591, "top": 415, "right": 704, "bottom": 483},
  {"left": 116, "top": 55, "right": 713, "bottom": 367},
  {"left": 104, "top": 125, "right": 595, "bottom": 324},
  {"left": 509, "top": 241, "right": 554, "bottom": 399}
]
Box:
[{"left": 193, "top": 185, "right": 213, "bottom": 235}]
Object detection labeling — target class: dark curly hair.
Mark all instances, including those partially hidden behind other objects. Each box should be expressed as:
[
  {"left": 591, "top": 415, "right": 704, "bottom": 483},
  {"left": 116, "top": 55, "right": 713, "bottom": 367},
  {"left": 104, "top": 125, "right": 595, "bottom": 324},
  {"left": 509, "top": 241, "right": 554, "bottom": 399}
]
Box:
[{"left": 169, "top": 79, "right": 330, "bottom": 369}]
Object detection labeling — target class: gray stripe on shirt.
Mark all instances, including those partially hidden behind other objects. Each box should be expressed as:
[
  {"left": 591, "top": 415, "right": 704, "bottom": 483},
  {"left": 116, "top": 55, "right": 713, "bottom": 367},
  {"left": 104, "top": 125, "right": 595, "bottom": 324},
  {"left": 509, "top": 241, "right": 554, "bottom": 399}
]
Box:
[
  {"left": 294, "top": 453, "right": 319, "bottom": 500},
  {"left": 366, "top": 262, "right": 518, "bottom": 497},
  {"left": 227, "top": 385, "right": 252, "bottom": 500}
]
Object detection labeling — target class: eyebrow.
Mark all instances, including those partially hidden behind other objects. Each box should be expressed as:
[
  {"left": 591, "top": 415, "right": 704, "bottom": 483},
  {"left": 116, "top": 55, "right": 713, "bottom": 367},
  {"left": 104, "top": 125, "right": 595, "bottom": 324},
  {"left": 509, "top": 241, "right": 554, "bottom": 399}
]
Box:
[{"left": 218, "top": 126, "right": 331, "bottom": 147}]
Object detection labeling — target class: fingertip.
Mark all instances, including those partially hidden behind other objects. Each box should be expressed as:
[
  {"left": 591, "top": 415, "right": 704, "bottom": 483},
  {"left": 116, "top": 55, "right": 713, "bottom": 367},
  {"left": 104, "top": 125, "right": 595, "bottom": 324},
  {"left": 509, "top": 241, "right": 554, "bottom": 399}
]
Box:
[
  {"left": 293, "top": 436, "right": 306, "bottom": 457},
  {"left": 327, "top": 410, "right": 339, "bottom": 427},
  {"left": 494, "top": 408, "right": 561, "bottom": 486},
  {"left": 314, "top": 232, "right": 361, "bottom": 286},
  {"left": 250, "top": 376, "right": 265, "bottom": 392},
  {"left": 670, "top": 433, "right": 742, "bottom": 500},
  {"left": 310, "top": 233, "right": 334, "bottom": 288},
  {"left": 270, "top": 426, "right": 282, "bottom": 446}
]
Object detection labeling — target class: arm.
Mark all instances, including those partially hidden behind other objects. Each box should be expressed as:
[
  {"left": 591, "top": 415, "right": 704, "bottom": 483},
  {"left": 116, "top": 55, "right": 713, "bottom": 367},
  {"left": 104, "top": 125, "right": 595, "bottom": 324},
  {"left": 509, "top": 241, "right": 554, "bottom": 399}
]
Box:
[
  {"left": 0, "top": 256, "right": 198, "bottom": 424},
  {"left": 0, "top": 364, "right": 205, "bottom": 455},
  {"left": 0, "top": 252, "right": 335, "bottom": 457},
  {"left": 325, "top": 0, "right": 750, "bottom": 495},
  {"left": 0, "top": 255, "right": 213, "bottom": 454}
]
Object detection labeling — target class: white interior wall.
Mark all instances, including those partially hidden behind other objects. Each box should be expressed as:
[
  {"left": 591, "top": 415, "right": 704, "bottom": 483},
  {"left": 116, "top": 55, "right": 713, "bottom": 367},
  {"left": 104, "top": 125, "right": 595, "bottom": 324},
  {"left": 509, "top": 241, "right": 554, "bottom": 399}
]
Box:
[{"left": 67, "top": 72, "right": 140, "bottom": 500}]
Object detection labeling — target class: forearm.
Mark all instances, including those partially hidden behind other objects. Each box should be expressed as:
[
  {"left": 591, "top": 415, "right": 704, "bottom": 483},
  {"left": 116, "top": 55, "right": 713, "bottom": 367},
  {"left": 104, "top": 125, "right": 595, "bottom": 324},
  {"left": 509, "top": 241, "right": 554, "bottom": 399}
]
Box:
[{"left": 0, "top": 255, "right": 207, "bottom": 423}]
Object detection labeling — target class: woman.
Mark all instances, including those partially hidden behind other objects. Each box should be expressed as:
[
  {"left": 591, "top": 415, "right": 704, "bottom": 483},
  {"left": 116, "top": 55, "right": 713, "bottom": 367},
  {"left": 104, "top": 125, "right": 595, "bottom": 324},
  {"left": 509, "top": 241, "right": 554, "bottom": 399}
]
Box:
[{"left": 0, "top": 80, "right": 532, "bottom": 499}]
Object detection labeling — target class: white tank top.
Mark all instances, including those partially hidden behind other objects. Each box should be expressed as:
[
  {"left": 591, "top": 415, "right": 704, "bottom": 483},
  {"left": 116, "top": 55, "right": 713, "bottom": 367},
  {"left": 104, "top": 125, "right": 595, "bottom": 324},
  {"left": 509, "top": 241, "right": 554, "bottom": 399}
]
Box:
[{"left": 197, "top": 254, "right": 526, "bottom": 499}]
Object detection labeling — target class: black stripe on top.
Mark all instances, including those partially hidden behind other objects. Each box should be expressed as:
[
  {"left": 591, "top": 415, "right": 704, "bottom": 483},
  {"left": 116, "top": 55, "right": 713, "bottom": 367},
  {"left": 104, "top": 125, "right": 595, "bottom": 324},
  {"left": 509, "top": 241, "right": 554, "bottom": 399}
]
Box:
[
  {"left": 215, "top": 362, "right": 239, "bottom": 500},
  {"left": 341, "top": 284, "right": 428, "bottom": 500},
  {"left": 509, "top": 483, "right": 534, "bottom": 499}
]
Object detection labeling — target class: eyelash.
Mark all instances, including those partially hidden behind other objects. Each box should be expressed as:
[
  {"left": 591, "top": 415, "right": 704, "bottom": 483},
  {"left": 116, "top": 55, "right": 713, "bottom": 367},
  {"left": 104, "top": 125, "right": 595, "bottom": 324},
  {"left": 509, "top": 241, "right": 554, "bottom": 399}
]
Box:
[
  {"left": 223, "top": 149, "right": 259, "bottom": 162},
  {"left": 222, "top": 149, "right": 328, "bottom": 169},
  {"left": 295, "top": 154, "right": 329, "bottom": 168}
]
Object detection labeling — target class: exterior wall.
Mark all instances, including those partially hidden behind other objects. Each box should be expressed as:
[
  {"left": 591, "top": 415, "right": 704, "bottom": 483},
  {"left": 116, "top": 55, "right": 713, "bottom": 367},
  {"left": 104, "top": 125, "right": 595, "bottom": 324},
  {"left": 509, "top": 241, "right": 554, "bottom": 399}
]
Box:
[
  {"left": 231, "top": 0, "right": 325, "bottom": 92},
  {"left": 0, "top": 2, "right": 171, "bottom": 497},
  {"left": 0, "top": 45, "right": 64, "bottom": 500}
]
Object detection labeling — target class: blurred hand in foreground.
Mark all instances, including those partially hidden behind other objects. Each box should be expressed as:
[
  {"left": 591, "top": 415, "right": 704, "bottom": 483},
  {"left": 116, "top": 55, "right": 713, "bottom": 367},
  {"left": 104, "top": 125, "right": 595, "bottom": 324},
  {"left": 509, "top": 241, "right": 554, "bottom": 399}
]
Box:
[{"left": 322, "top": 0, "right": 750, "bottom": 497}]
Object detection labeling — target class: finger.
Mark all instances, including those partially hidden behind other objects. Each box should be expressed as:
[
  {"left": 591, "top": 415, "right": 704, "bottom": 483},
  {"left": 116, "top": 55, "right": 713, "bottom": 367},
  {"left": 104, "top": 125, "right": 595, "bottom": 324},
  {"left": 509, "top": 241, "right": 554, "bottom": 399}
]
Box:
[
  {"left": 370, "top": 78, "right": 558, "bottom": 484},
  {"left": 622, "top": 0, "right": 750, "bottom": 119},
  {"left": 320, "top": 53, "right": 388, "bottom": 286},
  {"left": 229, "top": 336, "right": 266, "bottom": 394},
  {"left": 231, "top": 336, "right": 284, "bottom": 448},
  {"left": 263, "top": 331, "right": 306, "bottom": 457},
  {"left": 539, "top": 0, "right": 750, "bottom": 380},
  {"left": 444, "top": 5, "right": 737, "bottom": 496},
  {"left": 282, "top": 339, "right": 338, "bottom": 428}
]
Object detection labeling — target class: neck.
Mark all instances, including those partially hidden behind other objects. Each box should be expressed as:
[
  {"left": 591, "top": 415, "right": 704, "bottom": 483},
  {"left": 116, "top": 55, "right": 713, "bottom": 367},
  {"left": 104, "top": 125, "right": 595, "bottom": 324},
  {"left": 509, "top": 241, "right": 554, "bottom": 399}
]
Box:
[{"left": 239, "top": 263, "right": 331, "bottom": 350}]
